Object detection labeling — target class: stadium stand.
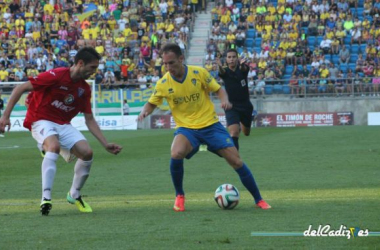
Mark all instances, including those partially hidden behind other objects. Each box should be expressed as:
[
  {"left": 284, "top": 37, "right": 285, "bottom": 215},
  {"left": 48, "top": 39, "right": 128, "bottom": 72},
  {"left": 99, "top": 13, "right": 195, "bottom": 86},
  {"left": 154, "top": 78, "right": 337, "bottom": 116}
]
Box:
[{"left": 206, "top": 0, "right": 380, "bottom": 97}]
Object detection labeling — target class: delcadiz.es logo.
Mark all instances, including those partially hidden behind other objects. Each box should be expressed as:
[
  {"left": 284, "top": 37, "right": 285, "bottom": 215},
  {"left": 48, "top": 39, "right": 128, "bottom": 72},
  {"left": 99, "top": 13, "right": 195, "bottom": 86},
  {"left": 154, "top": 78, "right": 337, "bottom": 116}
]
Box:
[{"left": 304, "top": 225, "right": 369, "bottom": 239}]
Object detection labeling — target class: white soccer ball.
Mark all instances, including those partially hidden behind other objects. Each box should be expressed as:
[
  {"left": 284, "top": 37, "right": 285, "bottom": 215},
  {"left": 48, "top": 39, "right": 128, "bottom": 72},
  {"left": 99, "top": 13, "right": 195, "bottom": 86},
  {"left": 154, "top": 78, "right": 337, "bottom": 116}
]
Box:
[{"left": 214, "top": 184, "right": 240, "bottom": 209}]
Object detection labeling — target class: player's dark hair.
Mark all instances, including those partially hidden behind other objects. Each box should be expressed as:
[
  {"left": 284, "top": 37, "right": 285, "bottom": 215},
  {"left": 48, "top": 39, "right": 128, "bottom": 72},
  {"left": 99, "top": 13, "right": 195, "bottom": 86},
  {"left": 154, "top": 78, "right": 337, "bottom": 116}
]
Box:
[
  {"left": 226, "top": 49, "right": 238, "bottom": 57},
  {"left": 161, "top": 43, "right": 182, "bottom": 57},
  {"left": 74, "top": 47, "right": 101, "bottom": 65}
]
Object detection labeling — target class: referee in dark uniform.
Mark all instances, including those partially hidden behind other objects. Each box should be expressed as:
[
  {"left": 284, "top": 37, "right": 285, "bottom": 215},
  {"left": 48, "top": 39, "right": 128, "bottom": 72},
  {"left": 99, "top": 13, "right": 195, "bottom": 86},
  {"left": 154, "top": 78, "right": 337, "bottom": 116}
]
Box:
[{"left": 217, "top": 49, "right": 253, "bottom": 151}]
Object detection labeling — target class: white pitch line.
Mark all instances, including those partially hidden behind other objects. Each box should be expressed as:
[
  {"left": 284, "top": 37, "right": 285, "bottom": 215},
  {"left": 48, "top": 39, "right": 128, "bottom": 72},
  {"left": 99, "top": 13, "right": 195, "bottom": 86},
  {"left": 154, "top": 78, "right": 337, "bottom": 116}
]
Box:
[
  {"left": 0, "top": 197, "right": 378, "bottom": 206},
  {"left": 0, "top": 145, "right": 20, "bottom": 149}
]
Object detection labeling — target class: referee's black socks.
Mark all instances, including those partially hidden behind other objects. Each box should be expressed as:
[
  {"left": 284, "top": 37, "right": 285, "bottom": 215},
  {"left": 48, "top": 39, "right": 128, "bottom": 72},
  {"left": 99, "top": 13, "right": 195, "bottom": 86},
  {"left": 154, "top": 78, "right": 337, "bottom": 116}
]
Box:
[{"left": 232, "top": 137, "right": 239, "bottom": 151}]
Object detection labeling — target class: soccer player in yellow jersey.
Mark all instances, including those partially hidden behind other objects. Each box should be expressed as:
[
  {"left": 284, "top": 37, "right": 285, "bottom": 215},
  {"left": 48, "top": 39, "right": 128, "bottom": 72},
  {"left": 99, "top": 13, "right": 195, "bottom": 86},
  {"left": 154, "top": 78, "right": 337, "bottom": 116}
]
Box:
[{"left": 138, "top": 43, "right": 271, "bottom": 212}]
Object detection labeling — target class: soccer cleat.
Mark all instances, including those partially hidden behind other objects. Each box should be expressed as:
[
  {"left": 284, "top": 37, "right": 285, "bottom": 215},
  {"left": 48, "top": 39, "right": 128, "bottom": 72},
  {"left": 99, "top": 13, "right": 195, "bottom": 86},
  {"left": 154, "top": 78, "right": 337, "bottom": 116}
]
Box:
[
  {"left": 199, "top": 144, "right": 207, "bottom": 152},
  {"left": 40, "top": 198, "right": 52, "bottom": 216},
  {"left": 173, "top": 194, "right": 185, "bottom": 212},
  {"left": 67, "top": 192, "right": 92, "bottom": 213},
  {"left": 256, "top": 200, "right": 271, "bottom": 209}
]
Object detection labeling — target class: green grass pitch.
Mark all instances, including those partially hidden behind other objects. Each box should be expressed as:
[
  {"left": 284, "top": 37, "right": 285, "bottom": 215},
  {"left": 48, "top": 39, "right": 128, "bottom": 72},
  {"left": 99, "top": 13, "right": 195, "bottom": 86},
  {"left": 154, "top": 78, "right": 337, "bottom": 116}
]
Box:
[{"left": 0, "top": 127, "right": 379, "bottom": 249}]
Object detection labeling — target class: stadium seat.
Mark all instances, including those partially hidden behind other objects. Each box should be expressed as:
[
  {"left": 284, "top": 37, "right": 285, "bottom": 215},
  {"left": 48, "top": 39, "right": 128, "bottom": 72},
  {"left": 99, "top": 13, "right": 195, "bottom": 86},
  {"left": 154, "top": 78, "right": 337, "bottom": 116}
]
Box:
[
  {"left": 247, "top": 29, "right": 256, "bottom": 39},
  {"left": 264, "top": 85, "right": 273, "bottom": 95},
  {"left": 316, "top": 36, "right": 323, "bottom": 45},
  {"left": 273, "top": 84, "right": 283, "bottom": 94},
  {"left": 236, "top": 3, "right": 243, "bottom": 9},
  {"left": 357, "top": 8, "right": 364, "bottom": 17},
  {"left": 255, "top": 38, "right": 262, "bottom": 47},
  {"left": 359, "top": 44, "right": 366, "bottom": 52},
  {"left": 282, "top": 85, "right": 291, "bottom": 94},
  {"left": 332, "top": 55, "right": 339, "bottom": 65},
  {"left": 307, "top": 36, "right": 316, "bottom": 46},
  {"left": 245, "top": 38, "right": 254, "bottom": 48},
  {"left": 344, "top": 35, "right": 352, "bottom": 45},
  {"left": 351, "top": 44, "right": 359, "bottom": 54},
  {"left": 340, "top": 64, "right": 348, "bottom": 73},
  {"left": 237, "top": 47, "right": 243, "bottom": 54},
  {"left": 350, "top": 54, "right": 358, "bottom": 63},
  {"left": 285, "top": 65, "right": 294, "bottom": 75},
  {"left": 348, "top": 63, "right": 356, "bottom": 71}
]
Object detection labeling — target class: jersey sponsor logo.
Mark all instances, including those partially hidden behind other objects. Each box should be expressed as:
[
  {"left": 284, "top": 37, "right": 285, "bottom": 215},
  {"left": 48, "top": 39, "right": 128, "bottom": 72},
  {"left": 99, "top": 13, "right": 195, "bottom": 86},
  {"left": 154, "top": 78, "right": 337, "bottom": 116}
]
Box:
[
  {"left": 51, "top": 100, "right": 76, "bottom": 112},
  {"left": 64, "top": 94, "right": 74, "bottom": 105},
  {"left": 168, "top": 88, "right": 174, "bottom": 94},
  {"left": 173, "top": 93, "right": 200, "bottom": 104},
  {"left": 49, "top": 71, "right": 56, "bottom": 76},
  {"left": 191, "top": 78, "right": 196, "bottom": 86},
  {"left": 241, "top": 79, "right": 246, "bottom": 87},
  {"left": 78, "top": 88, "right": 84, "bottom": 97},
  {"left": 206, "top": 76, "right": 212, "bottom": 84},
  {"left": 60, "top": 86, "right": 68, "bottom": 90}
]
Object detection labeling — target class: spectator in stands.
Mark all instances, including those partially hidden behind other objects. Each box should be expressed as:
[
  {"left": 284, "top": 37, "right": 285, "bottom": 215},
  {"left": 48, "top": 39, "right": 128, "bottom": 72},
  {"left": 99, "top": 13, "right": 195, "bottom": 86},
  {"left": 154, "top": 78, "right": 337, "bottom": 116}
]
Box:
[
  {"left": 320, "top": 36, "right": 332, "bottom": 54},
  {"left": 95, "top": 69, "right": 105, "bottom": 85},
  {"left": 350, "top": 27, "right": 362, "bottom": 45},
  {"left": 338, "top": 45, "right": 350, "bottom": 65},
  {"left": 289, "top": 73, "right": 299, "bottom": 97},
  {"left": 253, "top": 74, "right": 265, "bottom": 98},
  {"left": 104, "top": 69, "right": 116, "bottom": 89}
]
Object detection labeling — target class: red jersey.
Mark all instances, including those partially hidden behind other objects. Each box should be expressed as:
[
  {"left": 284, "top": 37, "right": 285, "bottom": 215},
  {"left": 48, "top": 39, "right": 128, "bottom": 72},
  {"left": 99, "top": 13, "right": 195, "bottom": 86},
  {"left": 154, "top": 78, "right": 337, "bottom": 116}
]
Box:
[{"left": 24, "top": 68, "right": 92, "bottom": 130}]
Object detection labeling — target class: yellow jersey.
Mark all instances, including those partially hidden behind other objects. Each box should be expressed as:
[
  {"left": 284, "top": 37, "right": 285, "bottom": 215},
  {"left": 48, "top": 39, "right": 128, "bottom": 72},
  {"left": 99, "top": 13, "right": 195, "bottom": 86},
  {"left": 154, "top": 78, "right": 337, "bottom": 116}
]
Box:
[{"left": 148, "top": 65, "right": 221, "bottom": 129}]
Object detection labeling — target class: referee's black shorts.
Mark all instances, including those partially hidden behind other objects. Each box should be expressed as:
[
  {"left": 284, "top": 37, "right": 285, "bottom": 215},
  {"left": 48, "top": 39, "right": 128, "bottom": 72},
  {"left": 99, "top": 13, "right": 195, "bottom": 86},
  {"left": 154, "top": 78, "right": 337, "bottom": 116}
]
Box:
[{"left": 225, "top": 102, "right": 253, "bottom": 128}]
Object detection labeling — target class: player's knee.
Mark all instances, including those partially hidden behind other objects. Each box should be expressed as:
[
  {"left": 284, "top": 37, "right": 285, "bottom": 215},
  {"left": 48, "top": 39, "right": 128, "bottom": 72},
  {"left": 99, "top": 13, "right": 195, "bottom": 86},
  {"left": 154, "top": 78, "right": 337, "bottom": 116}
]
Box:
[
  {"left": 171, "top": 150, "right": 186, "bottom": 159},
  {"left": 45, "top": 144, "right": 60, "bottom": 154},
  {"left": 230, "top": 130, "right": 240, "bottom": 137},
  {"left": 243, "top": 130, "right": 250, "bottom": 136},
  {"left": 81, "top": 148, "right": 93, "bottom": 161}
]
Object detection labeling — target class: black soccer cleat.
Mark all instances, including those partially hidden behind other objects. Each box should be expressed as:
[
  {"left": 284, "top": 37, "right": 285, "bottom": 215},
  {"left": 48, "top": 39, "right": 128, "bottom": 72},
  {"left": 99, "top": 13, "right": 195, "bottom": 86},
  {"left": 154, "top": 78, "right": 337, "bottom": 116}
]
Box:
[{"left": 40, "top": 198, "right": 52, "bottom": 216}]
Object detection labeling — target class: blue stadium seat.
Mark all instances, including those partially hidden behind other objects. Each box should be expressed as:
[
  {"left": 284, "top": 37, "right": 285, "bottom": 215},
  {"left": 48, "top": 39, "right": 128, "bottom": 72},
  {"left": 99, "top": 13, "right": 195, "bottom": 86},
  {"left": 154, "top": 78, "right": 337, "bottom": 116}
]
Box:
[
  {"left": 273, "top": 84, "right": 283, "bottom": 94},
  {"left": 316, "top": 36, "right": 323, "bottom": 45},
  {"left": 264, "top": 85, "right": 273, "bottom": 95},
  {"left": 237, "top": 47, "right": 243, "bottom": 54},
  {"left": 350, "top": 54, "right": 358, "bottom": 63},
  {"left": 332, "top": 55, "right": 339, "bottom": 64},
  {"left": 285, "top": 65, "right": 294, "bottom": 74},
  {"left": 307, "top": 36, "right": 316, "bottom": 46},
  {"left": 245, "top": 38, "right": 254, "bottom": 48},
  {"left": 236, "top": 3, "right": 243, "bottom": 9},
  {"left": 357, "top": 8, "right": 364, "bottom": 17},
  {"left": 344, "top": 35, "right": 352, "bottom": 45},
  {"left": 282, "top": 85, "right": 291, "bottom": 94},
  {"left": 351, "top": 44, "right": 359, "bottom": 54},
  {"left": 348, "top": 63, "right": 356, "bottom": 71},
  {"left": 255, "top": 38, "right": 262, "bottom": 47},
  {"left": 247, "top": 29, "right": 256, "bottom": 39},
  {"left": 359, "top": 44, "right": 366, "bottom": 52},
  {"left": 340, "top": 64, "right": 348, "bottom": 73}
]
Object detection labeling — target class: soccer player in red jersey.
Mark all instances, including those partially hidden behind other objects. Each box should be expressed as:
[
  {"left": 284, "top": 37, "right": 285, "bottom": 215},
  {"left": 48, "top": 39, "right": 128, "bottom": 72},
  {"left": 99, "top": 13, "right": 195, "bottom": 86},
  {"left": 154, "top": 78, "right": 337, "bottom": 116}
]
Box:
[{"left": 0, "top": 47, "right": 122, "bottom": 215}]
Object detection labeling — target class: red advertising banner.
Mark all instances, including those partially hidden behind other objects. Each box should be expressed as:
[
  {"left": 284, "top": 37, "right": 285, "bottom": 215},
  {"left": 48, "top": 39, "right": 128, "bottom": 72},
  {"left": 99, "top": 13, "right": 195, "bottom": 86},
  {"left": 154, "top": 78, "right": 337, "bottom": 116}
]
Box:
[
  {"left": 256, "top": 112, "right": 353, "bottom": 127},
  {"left": 151, "top": 115, "right": 227, "bottom": 129}
]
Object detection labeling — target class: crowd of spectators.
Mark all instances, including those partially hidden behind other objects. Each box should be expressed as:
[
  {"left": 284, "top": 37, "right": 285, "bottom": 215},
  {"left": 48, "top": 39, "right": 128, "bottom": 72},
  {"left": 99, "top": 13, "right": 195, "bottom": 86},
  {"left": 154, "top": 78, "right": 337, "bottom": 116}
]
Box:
[
  {"left": 205, "top": 0, "right": 380, "bottom": 97},
  {"left": 0, "top": 0, "right": 195, "bottom": 90}
]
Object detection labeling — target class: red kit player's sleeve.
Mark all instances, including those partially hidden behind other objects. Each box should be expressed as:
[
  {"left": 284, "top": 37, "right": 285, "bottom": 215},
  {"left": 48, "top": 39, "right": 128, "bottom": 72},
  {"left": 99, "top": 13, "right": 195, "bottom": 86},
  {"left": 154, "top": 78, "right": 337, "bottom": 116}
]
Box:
[
  {"left": 28, "top": 70, "right": 59, "bottom": 91},
  {"left": 82, "top": 90, "right": 92, "bottom": 114}
]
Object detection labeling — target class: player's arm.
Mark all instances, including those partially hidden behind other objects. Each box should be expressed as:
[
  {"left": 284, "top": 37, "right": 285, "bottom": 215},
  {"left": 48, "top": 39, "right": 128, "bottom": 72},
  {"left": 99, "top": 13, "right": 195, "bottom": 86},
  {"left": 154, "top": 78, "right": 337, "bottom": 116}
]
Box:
[
  {"left": 239, "top": 58, "right": 249, "bottom": 72},
  {"left": 216, "top": 57, "right": 226, "bottom": 75},
  {"left": 215, "top": 87, "right": 232, "bottom": 110},
  {"left": 138, "top": 102, "right": 157, "bottom": 121},
  {"left": 84, "top": 112, "right": 122, "bottom": 155},
  {"left": 0, "top": 81, "right": 33, "bottom": 132}
]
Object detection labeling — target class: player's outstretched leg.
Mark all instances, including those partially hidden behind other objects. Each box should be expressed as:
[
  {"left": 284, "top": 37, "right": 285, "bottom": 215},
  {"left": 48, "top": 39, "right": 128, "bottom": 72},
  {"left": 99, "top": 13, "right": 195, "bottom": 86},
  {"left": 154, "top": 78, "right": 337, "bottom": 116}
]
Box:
[
  {"left": 170, "top": 158, "right": 185, "bottom": 211},
  {"left": 235, "top": 163, "right": 271, "bottom": 209}
]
